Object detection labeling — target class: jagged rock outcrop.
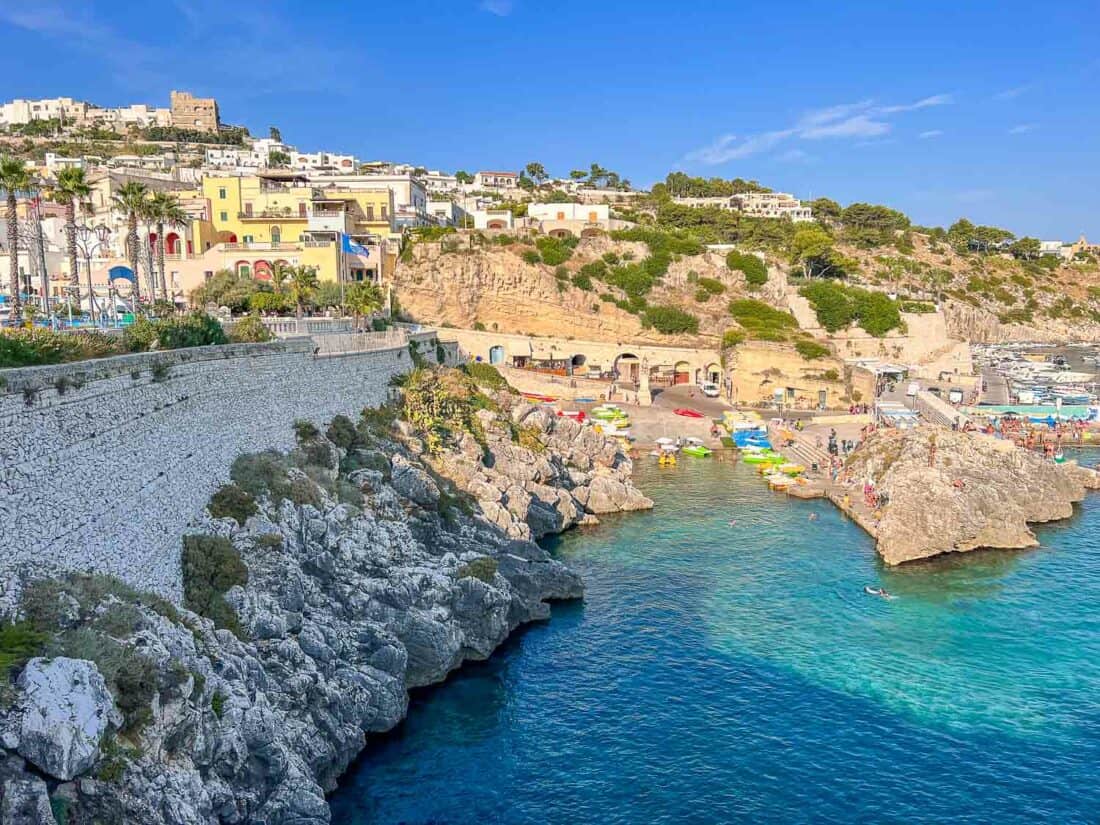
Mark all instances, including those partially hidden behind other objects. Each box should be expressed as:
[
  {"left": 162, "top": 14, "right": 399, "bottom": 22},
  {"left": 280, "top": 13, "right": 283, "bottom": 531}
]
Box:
[
  {"left": 435, "top": 401, "right": 652, "bottom": 541},
  {"left": 16, "top": 658, "right": 116, "bottom": 782},
  {"left": 0, "top": 387, "right": 650, "bottom": 823},
  {"left": 846, "top": 426, "right": 1100, "bottom": 564}
]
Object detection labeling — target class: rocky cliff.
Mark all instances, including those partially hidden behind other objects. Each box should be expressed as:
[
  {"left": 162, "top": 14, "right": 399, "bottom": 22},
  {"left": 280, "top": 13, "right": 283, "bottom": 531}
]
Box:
[
  {"left": 394, "top": 234, "right": 737, "bottom": 344},
  {"left": 846, "top": 427, "right": 1100, "bottom": 564},
  {"left": 0, "top": 368, "right": 651, "bottom": 823}
]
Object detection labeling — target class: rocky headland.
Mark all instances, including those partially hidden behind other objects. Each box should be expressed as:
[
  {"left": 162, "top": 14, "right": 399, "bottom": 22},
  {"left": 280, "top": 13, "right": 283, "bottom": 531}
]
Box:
[
  {"left": 0, "top": 366, "right": 651, "bottom": 823},
  {"left": 846, "top": 426, "right": 1100, "bottom": 565}
]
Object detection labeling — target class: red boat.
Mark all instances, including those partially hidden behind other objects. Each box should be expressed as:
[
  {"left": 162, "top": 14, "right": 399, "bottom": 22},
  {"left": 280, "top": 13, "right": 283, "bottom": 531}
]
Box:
[
  {"left": 522, "top": 393, "right": 557, "bottom": 403},
  {"left": 674, "top": 408, "right": 706, "bottom": 418}
]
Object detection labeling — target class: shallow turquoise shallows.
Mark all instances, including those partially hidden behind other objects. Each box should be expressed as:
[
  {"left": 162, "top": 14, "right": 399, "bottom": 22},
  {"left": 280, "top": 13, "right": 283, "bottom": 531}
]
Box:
[{"left": 330, "top": 459, "right": 1100, "bottom": 824}]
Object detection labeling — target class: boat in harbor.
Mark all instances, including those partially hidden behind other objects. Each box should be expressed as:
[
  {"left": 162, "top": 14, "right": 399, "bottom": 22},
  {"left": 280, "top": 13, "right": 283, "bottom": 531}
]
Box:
[{"left": 682, "top": 438, "right": 712, "bottom": 457}]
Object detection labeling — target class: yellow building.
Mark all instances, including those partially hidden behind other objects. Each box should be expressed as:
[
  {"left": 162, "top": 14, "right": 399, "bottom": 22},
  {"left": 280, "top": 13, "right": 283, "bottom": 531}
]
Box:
[{"left": 174, "top": 173, "right": 392, "bottom": 295}]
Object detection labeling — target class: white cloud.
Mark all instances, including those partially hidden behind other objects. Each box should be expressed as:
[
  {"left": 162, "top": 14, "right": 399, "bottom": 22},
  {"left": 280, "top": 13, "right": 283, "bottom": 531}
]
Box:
[
  {"left": 1008, "top": 123, "right": 1037, "bottom": 134},
  {"left": 878, "top": 94, "right": 954, "bottom": 113},
  {"left": 994, "top": 84, "right": 1033, "bottom": 100},
  {"left": 919, "top": 130, "right": 944, "bottom": 139},
  {"left": 683, "top": 130, "right": 794, "bottom": 164},
  {"left": 800, "top": 114, "right": 890, "bottom": 139},
  {"left": 681, "top": 94, "right": 952, "bottom": 165},
  {"left": 479, "top": 0, "right": 514, "bottom": 15}
]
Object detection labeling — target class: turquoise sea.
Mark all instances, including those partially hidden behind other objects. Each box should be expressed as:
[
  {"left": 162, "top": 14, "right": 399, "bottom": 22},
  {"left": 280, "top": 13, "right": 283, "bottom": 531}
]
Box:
[{"left": 330, "top": 458, "right": 1100, "bottom": 823}]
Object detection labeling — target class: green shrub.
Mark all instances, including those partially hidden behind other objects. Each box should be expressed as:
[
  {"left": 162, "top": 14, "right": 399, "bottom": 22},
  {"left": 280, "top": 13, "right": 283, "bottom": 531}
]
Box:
[
  {"left": 798, "top": 281, "right": 902, "bottom": 336},
  {"left": 899, "top": 300, "right": 936, "bottom": 313},
  {"left": 728, "top": 299, "right": 799, "bottom": 340},
  {"left": 325, "top": 414, "right": 358, "bottom": 450},
  {"left": 124, "top": 312, "right": 227, "bottom": 352},
  {"left": 571, "top": 272, "right": 594, "bottom": 291},
  {"left": 553, "top": 265, "right": 569, "bottom": 280},
  {"left": 721, "top": 329, "right": 746, "bottom": 348},
  {"left": 207, "top": 484, "right": 257, "bottom": 525},
  {"left": 535, "top": 236, "right": 573, "bottom": 266},
  {"left": 794, "top": 338, "right": 831, "bottom": 360},
  {"left": 248, "top": 292, "right": 290, "bottom": 314},
  {"left": 641, "top": 306, "right": 699, "bottom": 334},
  {"left": 473, "top": 321, "right": 486, "bottom": 331},
  {"left": 181, "top": 535, "right": 247, "bottom": 636},
  {"left": 293, "top": 419, "right": 320, "bottom": 442},
  {"left": 694, "top": 288, "right": 711, "bottom": 302},
  {"left": 521, "top": 249, "right": 541, "bottom": 265},
  {"left": 696, "top": 276, "right": 726, "bottom": 295},
  {"left": 462, "top": 361, "right": 510, "bottom": 390},
  {"left": 228, "top": 314, "right": 274, "bottom": 343},
  {"left": 579, "top": 260, "right": 609, "bottom": 281},
  {"left": 211, "top": 691, "right": 227, "bottom": 718},
  {"left": 0, "top": 328, "right": 125, "bottom": 368},
  {"left": 457, "top": 556, "right": 498, "bottom": 583},
  {"left": 90, "top": 603, "right": 145, "bottom": 639},
  {"left": 602, "top": 251, "right": 620, "bottom": 265},
  {"left": 0, "top": 622, "right": 48, "bottom": 678},
  {"left": 726, "top": 251, "right": 767, "bottom": 288}
]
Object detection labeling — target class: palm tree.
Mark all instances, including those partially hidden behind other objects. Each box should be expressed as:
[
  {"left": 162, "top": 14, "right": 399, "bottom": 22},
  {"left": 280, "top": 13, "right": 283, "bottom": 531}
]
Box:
[
  {"left": 111, "top": 181, "right": 148, "bottom": 304},
  {"left": 51, "top": 167, "right": 92, "bottom": 291},
  {"left": 269, "top": 260, "right": 292, "bottom": 296},
  {"left": 146, "top": 191, "right": 188, "bottom": 302},
  {"left": 0, "top": 156, "right": 30, "bottom": 321},
  {"left": 344, "top": 281, "right": 383, "bottom": 331},
  {"left": 286, "top": 265, "right": 319, "bottom": 319}
]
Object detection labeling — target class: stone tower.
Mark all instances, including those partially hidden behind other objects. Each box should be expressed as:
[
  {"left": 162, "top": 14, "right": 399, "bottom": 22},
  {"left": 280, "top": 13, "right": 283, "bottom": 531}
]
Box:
[{"left": 170, "top": 90, "right": 220, "bottom": 133}]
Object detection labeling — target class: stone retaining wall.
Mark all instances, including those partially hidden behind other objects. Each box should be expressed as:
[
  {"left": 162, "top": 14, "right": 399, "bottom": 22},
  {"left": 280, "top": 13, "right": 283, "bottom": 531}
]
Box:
[{"left": 0, "top": 339, "right": 450, "bottom": 603}]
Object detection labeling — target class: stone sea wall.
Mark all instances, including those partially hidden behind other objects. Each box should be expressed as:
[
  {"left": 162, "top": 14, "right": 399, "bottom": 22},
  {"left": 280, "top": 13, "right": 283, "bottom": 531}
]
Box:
[{"left": 0, "top": 338, "right": 455, "bottom": 603}]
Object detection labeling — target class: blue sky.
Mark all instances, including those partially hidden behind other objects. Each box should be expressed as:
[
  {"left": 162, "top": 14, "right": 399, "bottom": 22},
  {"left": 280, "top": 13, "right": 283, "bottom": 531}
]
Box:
[{"left": 1, "top": 0, "right": 1098, "bottom": 239}]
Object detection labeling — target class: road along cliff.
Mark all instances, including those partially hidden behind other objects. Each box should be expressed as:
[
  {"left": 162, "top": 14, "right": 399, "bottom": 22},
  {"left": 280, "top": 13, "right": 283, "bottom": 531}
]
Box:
[
  {"left": 845, "top": 426, "right": 1100, "bottom": 565},
  {"left": 0, "top": 366, "right": 651, "bottom": 824}
]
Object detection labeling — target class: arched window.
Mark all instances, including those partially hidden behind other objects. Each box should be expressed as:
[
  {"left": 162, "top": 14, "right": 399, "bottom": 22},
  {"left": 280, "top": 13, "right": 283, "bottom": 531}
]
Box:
[{"left": 270, "top": 225, "right": 281, "bottom": 243}]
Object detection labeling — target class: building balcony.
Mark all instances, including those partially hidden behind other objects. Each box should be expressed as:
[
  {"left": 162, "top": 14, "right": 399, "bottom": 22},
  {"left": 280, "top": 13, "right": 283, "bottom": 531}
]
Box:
[
  {"left": 222, "top": 242, "right": 300, "bottom": 252},
  {"left": 237, "top": 210, "right": 305, "bottom": 221}
]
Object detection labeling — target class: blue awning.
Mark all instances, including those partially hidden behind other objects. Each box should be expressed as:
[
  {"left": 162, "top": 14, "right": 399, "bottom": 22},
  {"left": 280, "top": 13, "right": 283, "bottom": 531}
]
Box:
[{"left": 108, "top": 266, "right": 136, "bottom": 283}]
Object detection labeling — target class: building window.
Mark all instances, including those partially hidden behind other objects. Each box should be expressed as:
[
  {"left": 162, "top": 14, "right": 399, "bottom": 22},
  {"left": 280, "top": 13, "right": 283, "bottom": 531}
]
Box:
[
  {"left": 243, "top": 202, "right": 253, "bottom": 216},
  {"left": 218, "top": 187, "right": 226, "bottom": 199},
  {"left": 298, "top": 202, "right": 307, "bottom": 217},
  {"left": 243, "top": 235, "right": 253, "bottom": 243},
  {"left": 381, "top": 206, "right": 388, "bottom": 219},
  {"left": 365, "top": 206, "right": 374, "bottom": 220},
  {"left": 270, "top": 226, "right": 281, "bottom": 243},
  {"left": 219, "top": 211, "right": 228, "bottom": 222}
]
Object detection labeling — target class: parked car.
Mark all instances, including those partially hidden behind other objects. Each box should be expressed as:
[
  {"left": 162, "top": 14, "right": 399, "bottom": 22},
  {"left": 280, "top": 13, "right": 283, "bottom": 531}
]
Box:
[{"left": 699, "top": 382, "right": 720, "bottom": 398}]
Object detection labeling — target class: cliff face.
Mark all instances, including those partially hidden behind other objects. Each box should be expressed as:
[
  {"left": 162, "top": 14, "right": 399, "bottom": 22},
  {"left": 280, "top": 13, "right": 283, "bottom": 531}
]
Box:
[
  {"left": 943, "top": 301, "right": 1100, "bottom": 344},
  {"left": 846, "top": 427, "right": 1099, "bottom": 565},
  {"left": 393, "top": 236, "right": 738, "bottom": 345},
  {"left": 0, "top": 386, "right": 650, "bottom": 823}
]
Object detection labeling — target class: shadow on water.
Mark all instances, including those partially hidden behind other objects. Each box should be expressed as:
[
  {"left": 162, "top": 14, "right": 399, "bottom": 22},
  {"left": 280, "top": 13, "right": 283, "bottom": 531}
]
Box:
[{"left": 330, "top": 455, "right": 1100, "bottom": 824}]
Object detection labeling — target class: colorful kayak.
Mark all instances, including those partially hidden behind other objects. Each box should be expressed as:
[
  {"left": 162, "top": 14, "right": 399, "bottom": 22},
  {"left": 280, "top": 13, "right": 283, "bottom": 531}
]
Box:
[
  {"left": 522, "top": 393, "right": 557, "bottom": 403},
  {"left": 682, "top": 445, "right": 712, "bottom": 457},
  {"left": 674, "top": 408, "right": 706, "bottom": 418}
]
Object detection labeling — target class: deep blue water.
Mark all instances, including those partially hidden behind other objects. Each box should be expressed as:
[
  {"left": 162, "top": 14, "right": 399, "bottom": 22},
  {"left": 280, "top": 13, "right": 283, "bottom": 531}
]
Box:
[{"left": 330, "top": 459, "right": 1100, "bottom": 824}]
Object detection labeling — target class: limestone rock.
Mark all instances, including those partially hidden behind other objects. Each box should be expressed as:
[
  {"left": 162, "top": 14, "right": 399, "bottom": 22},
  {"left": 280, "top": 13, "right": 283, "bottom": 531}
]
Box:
[
  {"left": 846, "top": 426, "right": 1099, "bottom": 564},
  {"left": 16, "top": 658, "right": 115, "bottom": 781},
  {"left": 1, "top": 775, "right": 55, "bottom": 825}
]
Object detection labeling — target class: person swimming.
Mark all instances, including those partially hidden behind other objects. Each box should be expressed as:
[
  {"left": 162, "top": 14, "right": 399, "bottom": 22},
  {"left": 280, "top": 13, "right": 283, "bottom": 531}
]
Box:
[{"left": 808, "top": 513, "right": 819, "bottom": 521}]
